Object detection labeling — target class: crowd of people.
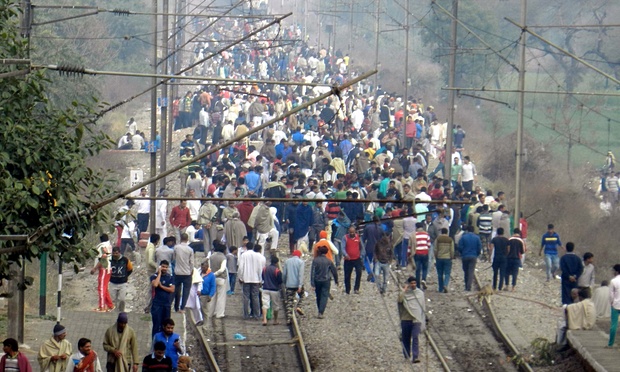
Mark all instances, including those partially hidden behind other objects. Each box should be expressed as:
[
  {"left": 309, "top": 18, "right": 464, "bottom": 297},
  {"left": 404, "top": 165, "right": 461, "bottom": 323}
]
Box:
[{"left": 41, "top": 13, "right": 620, "bottom": 370}]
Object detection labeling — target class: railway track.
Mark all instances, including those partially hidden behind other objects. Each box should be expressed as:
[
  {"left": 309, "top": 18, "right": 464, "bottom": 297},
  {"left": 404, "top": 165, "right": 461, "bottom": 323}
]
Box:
[
  {"left": 187, "top": 250, "right": 312, "bottom": 372},
  {"left": 390, "top": 264, "right": 535, "bottom": 372}
]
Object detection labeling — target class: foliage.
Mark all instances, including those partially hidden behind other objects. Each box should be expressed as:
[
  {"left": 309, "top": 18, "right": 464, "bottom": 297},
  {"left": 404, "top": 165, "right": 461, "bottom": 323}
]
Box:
[
  {"left": 0, "top": 0, "right": 115, "bottom": 280},
  {"left": 529, "top": 337, "right": 555, "bottom": 366}
]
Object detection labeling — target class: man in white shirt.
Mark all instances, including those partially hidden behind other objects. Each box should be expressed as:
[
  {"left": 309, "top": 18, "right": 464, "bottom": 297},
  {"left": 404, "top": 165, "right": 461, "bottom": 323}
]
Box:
[
  {"left": 134, "top": 188, "right": 150, "bottom": 238},
  {"left": 186, "top": 189, "right": 201, "bottom": 222},
  {"left": 155, "top": 189, "right": 168, "bottom": 238},
  {"left": 415, "top": 187, "right": 432, "bottom": 209},
  {"left": 459, "top": 156, "right": 477, "bottom": 192},
  {"left": 237, "top": 243, "right": 266, "bottom": 319}
]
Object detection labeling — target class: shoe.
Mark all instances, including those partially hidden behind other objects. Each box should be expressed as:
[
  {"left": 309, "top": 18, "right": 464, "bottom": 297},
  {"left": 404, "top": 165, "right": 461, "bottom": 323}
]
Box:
[
  {"left": 296, "top": 307, "right": 305, "bottom": 316},
  {"left": 421, "top": 280, "right": 427, "bottom": 290},
  {"left": 354, "top": 290, "right": 360, "bottom": 295},
  {"left": 195, "top": 321, "right": 204, "bottom": 327},
  {"left": 226, "top": 291, "right": 232, "bottom": 295},
  {"left": 555, "top": 275, "right": 561, "bottom": 280},
  {"left": 94, "top": 307, "right": 106, "bottom": 312},
  {"left": 443, "top": 288, "right": 448, "bottom": 293},
  {"left": 317, "top": 313, "right": 324, "bottom": 319},
  {"left": 519, "top": 267, "right": 524, "bottom": 271},
  {"left": 329, "top": 293, "right": 334, "bottom": 300},
  {"left": 413, "top": 359, "right": 421, "bottom": 364}
]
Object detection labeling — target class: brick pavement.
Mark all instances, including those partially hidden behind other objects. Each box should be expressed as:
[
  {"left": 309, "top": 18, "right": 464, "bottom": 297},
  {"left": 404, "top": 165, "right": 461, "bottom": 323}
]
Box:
[{"left": 20, "top": 309, "right": 185, "bottom": 372}]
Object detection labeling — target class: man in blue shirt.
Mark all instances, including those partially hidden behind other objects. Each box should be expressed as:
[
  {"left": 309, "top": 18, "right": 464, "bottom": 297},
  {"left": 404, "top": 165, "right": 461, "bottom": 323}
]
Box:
[
  {"left": 458, "top": 226, "right": 482, "bottom": 291},
  {"left": 538, "top": 224, "right": 563, "bottom": 282},
  {"left": 150, "top": 260, "right": 175, "bottom": 338},
  {"left": 152, "top": 318, "right": 183, "bottom": 371},
  {"left": 245, "top": 166, "right": 261, "bottom": 196}
]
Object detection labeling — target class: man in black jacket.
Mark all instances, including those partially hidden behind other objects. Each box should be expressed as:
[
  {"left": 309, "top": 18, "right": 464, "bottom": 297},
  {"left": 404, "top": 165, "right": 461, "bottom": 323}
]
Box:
[{"left": 311, "top": 246, "right": 338, "bottom": 319}]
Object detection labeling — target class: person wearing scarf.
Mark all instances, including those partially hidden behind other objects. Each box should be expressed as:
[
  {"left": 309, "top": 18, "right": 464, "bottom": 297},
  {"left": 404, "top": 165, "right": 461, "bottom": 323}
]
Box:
[
  {"left": 38, "top": 324, "right": 72, "bottom": 372},
  {"left": 103, "top": 313, "right": 139, "bottom": 372},
  {"left": 398, "top": 276, "right": 426, "bottom": 364},
  {"left": 65, "top": 338, "right": 101, "bottom": 372}
]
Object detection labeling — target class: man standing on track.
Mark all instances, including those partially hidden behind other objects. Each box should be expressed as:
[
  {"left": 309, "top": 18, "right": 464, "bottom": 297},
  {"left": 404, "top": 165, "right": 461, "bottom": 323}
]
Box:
[
  {"left": 398, "top": 276, "right": 426, "bottom": 364},
  {"left": 173, "top": 233, "right": 195, "bottom": 313},
  {"left": 310, "top": 246, "right": 338, "bottom": 319},
  {"left": 149, "top": 260, "right": 175, "bottom": 338},
  {"left": 282, "top": 250, "right": 305, "bottom": 324},
  {"left": 343, "top": 226, "right": 364, "bottom": 295},
  {"left": 238, "top": 243, "right": 266, "bottom": 320},
  {"left": 490, "top": 228, "right": 509, "bottom": 292},
  {"left": 539, "top": 224, "right": 563, "bottom": 282},
  {"left": 458, "top": 226, "right": 482, "bottom": 292}
]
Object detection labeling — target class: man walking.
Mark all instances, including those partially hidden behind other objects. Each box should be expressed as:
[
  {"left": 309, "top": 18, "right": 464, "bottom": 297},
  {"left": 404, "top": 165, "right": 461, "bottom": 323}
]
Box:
[
  {"left": 410, "top": 223, "right": 431, "bottom": 289},
  {"left": 134, "top": 188, "right": 150, "bottom": 238},
  {"left": 343, "top": 226, "right": 364, "bottom": 295},
  {"left": 173, "top": 233, "right": 195, "bottom": 313},
  {"left": 434, "top": 228, "right": 454, "bottom": 293},
  {"left": 152, "top": 319, "right": 184, "bottom": 371},
  {"left": 170, "top": 201, "right": 191, "bottom": 243},
  {"left": 282, "top": 250, "right": 305, "bottom": 324},
  {"left": 559, "top": 242, "right": 584, "bottom": 305},
  {"left": 109, "top": 247, "right": 134, "bottom": 312},
  {"left": 539, "top": 224, "right": 563, "bottom": 282},
  {"left": 362, "top": 216, "right": 384, "bottom": 282},
  {"left": 310, "top": 246, "right": 338, "bottom": 319},
  {"left": 490, "top": 228, "right": 509, "bottom": 291},
  {"left": 458, "top": 226, "right": 482, "bottom": 291},
  {"left": 506, "top": 229, "right": 525, "bottom": 292},
  {"left": 208, "top": 243, "right": 228, "bottom": 319},
  {"left": 1, "top": 338, "right": 32, "bottom": 372},
  {"left": 66, "top": 338, "right": 102, "bottom": 372},
  {"left": 608, "top": 264, "right": 620, "bottom": 348},
  {"left": 262, "top": 255, "right": 283, "bottom": 325},
  {"left": 374, "top": 235, "right": 392, "bottom": 295},
  {"left": 398, "top": 277, "right": 426, "bottom": 364},
  {"left": 238, "top": 243, "right": 266, "bottom": 319},
  {"left": 37, "top": 324, "right": 72, "bottom": 372},
  {"left": 102, "top": 313, "right": 139, "bottom": 372},
  {"left": 91, "top": 234, "right": 113, "bottom": 312},
  {"left": 149, "top": 260, "right": 175, "bottom": 338}
]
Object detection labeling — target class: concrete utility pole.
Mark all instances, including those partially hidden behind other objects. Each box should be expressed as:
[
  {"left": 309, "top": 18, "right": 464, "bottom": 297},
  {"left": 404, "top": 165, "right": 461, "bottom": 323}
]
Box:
[
  {"left": 149, "top": 0, "right": 158, "bottom": 235},
  {"left": 160, "top": 0, "right": 169, "bottom": 191},
  {"left": 374, "top": 0, "right": 380, "bottom": 92},
  {"left": 514, "top": 0, "right": 527, "bottom": 229},
  {"left": 402, "top": 0, "right": 409, "bottom": 139},
  {"left": 444, "top": 0, "right": 457, "bottom": 182}
]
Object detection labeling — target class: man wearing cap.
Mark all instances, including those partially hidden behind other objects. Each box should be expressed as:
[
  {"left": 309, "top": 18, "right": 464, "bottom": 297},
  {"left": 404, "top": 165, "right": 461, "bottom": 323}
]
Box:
[
  {"left": 283, "top": 250, "right": 305, "bottom": 324},
  {"left": 38, "top": 324, "right": 72, "bottom": 372},
  {"left": 399, "top": 276, "right": 426, "bottom": 363},
  {"left": 103, "top": 313, "right": 139, "bottom": 372}
]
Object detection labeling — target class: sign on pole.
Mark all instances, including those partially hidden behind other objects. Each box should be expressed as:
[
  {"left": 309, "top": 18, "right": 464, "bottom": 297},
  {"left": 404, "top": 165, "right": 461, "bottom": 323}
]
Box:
[{"left": 130, "top": 169, "right": 144, "bottom": 195}]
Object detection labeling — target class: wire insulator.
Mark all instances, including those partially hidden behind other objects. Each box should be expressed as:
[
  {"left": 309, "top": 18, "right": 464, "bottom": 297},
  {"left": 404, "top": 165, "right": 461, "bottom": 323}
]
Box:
[
  {"left": 112, "top": 9, "right": 130, "bottom": 16},
  {"left": 57, "top": 64, "right": 86, "bottom": 77}
]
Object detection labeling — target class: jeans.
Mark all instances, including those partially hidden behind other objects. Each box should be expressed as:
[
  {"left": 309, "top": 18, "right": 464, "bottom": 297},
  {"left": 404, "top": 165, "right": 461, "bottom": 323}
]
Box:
[
  {"left": 174, "top": 275, "right": 192, "bottom": 311},
  {"left": 492, "top": 257, "right": 507, "bottom": 290},
  {"left": 344, "top": 259, "right": 363, "bottom": 294},
  {"left": 506, "top": 258, "right": 521, "bottom": 287},
  {"left": 314, "top": 280, "right": 331, "bottom": 315},
  {"left": 108, "top": 282, "right": 127, "bottom": 312},
  {"left": 364, "top": 252, "right": 375, "bottom": 281},
  {"left": 243, "top": 283, "right": 261, "bottom": 318},
  {"left": 374, "top": 262, "right": 390, "bottom": 294},
  {"left": 609, "top": 307, "right": 619, "bottom": 346},
  {"left": 136, "top": 213, "right": 149, "bottom": 237},
  {"left": 544, "top": 254, "right": 560, "bottom": 280},
  {"left": 228, "top": 273, "right": 237, "bottom": 293},
  {"left": 435, "top": 258, "right": 452, "bottom": 292},
  {"left": 395, "top": 240, "right": 408, "bottom": 268},
  {"left": 414, "top": 254, "right": 429, "bottom": 285},
  {"left": 462, "top": 257, "right": 477, "bottom": 291},
  {"left": 428, "top": 161, "right": 444, "bottom": 179},
  {"left": 150, "top": 302, "right": 171, "bottom": 338},
  {"left": 401, "top": 320, "right": 422, "bottom": 360}
]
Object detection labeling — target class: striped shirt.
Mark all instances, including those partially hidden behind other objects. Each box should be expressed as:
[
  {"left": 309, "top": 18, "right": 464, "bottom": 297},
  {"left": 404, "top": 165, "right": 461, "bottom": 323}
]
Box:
[
  {"left": 3, "top": 355, "right": 18, "bottom": 372},
  {"left": 411, "top": 231, "right": 431, "bottom": 256}
]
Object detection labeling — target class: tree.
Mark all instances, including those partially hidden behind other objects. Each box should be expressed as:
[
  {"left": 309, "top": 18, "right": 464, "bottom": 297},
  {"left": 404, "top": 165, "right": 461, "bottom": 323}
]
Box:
[{"left": 0, "top": 0, "right": 115, "bottom": 279}]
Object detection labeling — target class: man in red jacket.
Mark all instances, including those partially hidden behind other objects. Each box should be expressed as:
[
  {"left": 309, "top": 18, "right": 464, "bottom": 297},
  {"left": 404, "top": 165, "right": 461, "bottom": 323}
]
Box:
[
  {"left": 343, "top": 226, "right": 365, "bottom": 295},
  {"left": 170, "top": 200, "right": 191, "bottom": 243}
]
